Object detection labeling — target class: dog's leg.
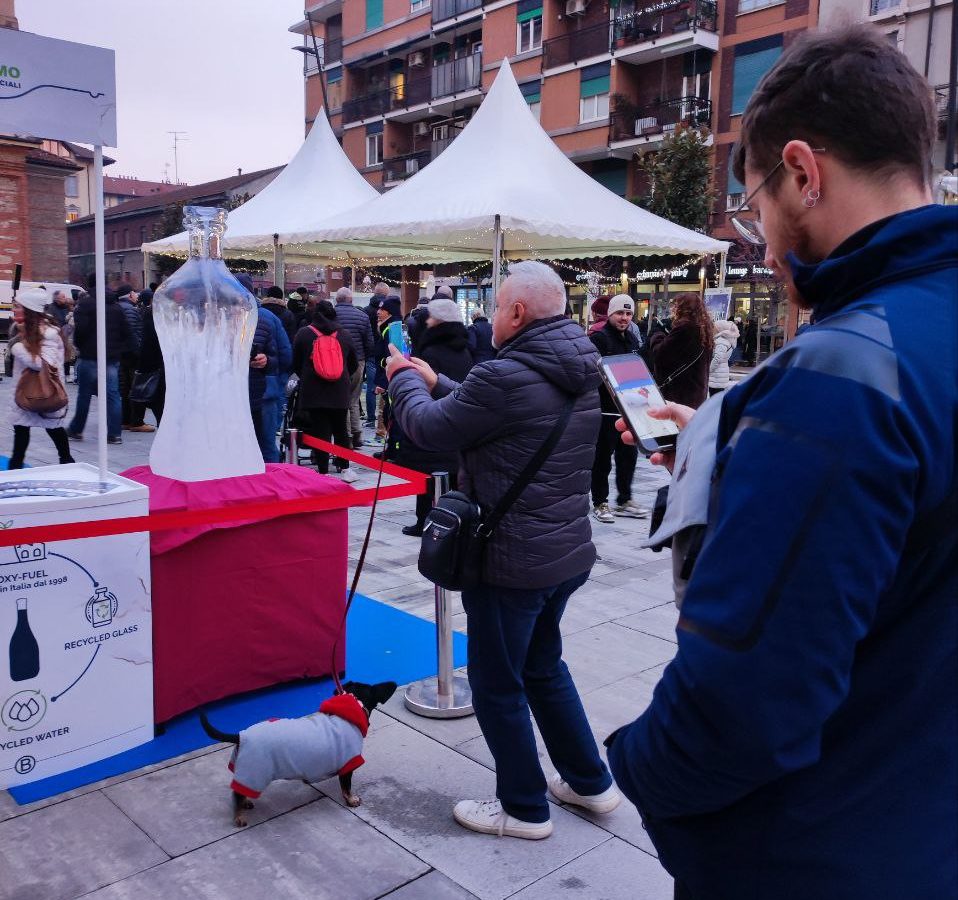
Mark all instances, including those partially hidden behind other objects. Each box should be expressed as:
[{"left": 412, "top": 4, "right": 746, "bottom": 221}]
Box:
[
  {"left": 339, "top": 772, "right": 361, "bottom": 807},
  {"left": 233, "top": 791, "right": 254, "bottom": 827}
]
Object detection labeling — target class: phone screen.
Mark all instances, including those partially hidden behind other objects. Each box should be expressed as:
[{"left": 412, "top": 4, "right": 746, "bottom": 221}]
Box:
[
  {"left": 599, "top": 354, "right": 678, "bottom": 451},
  {"left": 387, "top": 321, "right": 411, "bottom": 359}
]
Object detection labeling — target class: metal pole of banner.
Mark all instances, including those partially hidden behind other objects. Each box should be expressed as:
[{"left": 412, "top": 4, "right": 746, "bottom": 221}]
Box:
[
  {"left": 404, "top": 471, "right": 474, "bottom": 719},
  {"left": 718, "top": 251, "right": 727, "bottom": 289},
  {"left": 285, "top": 428, "right": 300, "bottom": 465},
  {"left": 94, "top": 145, "right": 108, "bottom": 482},
  {"left": 487, "top": 213, "right": 503, "bottom": 318}
]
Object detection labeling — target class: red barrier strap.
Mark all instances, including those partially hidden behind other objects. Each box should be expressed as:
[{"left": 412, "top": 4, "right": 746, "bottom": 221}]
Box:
[{"left": 0, "top": 441, "right": 429, "bottom": 548}]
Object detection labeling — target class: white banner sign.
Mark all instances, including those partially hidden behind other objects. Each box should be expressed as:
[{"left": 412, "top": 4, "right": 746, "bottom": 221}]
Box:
[
  {"left": 0, "top": 29, "right": 116, "bottom": 146},
  {"left": 0, "top": 465, "right": 152, "bottom": 790}
]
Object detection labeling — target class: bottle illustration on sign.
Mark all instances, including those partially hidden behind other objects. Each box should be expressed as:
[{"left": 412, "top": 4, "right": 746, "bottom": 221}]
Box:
[
  {"left": 9, "top": 597, "right": 40, "bottom": 682},
  {"left": 85, "top": 586, "right": 118, "bottom": 628}
]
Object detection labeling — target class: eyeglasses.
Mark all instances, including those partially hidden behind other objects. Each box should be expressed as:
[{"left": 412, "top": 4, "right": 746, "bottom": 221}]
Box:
[{"left": 729, "top": 148, "right": 826, "bottom": 246}]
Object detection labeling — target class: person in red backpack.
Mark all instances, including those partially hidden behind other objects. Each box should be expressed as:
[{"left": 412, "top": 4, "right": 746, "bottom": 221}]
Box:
[{"left": 292, "top": 300, "right": 359, "bottom": 482}]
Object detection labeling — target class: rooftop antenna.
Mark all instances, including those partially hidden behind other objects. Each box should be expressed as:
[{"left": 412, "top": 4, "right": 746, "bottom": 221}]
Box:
[{"left": 168, "top": 130, "right": 188, "bottom": 183}]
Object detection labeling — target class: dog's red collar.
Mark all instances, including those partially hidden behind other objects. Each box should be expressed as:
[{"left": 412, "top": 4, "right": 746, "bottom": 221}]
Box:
[{"left": 319, "top": 693, "right": 369, "bottom": 737}]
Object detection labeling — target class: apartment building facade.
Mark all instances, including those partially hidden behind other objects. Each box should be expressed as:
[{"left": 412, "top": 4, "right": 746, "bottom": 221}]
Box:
[{"left": 292, "top": 0, "right": 819, "bottom": 339}]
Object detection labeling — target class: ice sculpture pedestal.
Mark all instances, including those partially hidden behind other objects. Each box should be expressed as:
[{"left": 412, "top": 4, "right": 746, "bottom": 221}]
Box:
[{"left": 122, "top": 463, "right": 351, "bottom": 724}]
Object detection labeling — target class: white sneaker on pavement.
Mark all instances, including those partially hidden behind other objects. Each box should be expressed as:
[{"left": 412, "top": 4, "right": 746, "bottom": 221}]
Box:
[
  {"left": 592, "top": 502, "right": 615, "bottom": 524},
  {"left": 453, "top": 799, "right": 553, "bottom": 839},
  {"left": 340, "top": 468, "right": 359, "bottom": 484},
  {"left": 548, "top": 773, "right": 622, "bottom": 814},
  {"left": 614, "top": 500, "right": 648, "bottom": 518}
]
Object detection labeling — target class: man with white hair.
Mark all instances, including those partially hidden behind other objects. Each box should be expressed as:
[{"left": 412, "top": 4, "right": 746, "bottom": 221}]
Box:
[
  {"left": 386, "top": 260, "right": 620, "bottom": 839},
  {"left": 334, "top": 286, "right": 374, "bottom": 448}
]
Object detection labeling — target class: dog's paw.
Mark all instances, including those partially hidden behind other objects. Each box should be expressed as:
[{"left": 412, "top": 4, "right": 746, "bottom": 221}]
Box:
[
  {"left": 234, "top": 816, "right": 249, "bottom": 827},
  {"left": 243, "top": 799, "right": 254, "bottom": 810},
  {"left": 345, "top": 794, "right": 362, "bottom": 808}
]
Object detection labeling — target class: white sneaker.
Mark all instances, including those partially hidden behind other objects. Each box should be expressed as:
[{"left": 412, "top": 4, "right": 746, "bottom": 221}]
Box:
[
  {"left": 340, "top": 468, "right": 359, "bottom": 484},
  {"left": 592, "top": 503, "right": 615, "bottom": 524},
  {"left": 453, "top": 799, "right": 553, "bottom": 840},
  {"left": 614, "top": 500, "right": 648, "bottom": 519},
  {"left": 548, "top": 773, "right": 622, "bottom": 814}
]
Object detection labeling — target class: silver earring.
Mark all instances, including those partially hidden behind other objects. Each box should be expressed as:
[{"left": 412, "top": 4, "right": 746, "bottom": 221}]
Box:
[{"left": 803, "top": 189, "right": 820, "bottom": 208}]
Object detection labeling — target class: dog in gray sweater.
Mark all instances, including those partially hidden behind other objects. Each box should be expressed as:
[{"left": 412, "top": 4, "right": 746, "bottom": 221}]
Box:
[{"left": 200, "top": 680, "right": 397, "bottom": 826}]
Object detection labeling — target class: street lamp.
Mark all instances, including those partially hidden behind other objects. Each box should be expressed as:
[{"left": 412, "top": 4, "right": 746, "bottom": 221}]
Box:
[
  {"left": 292, "top": 44, "right": 330, "bottom": 117},
  {"left": 117, "top": 253, "right": 125, "bottom": 282}
]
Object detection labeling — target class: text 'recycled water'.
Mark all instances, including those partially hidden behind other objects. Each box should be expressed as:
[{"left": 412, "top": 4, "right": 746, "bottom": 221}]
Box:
[{"left": 149, "top": 206, "right": 265, "bottom": 481}]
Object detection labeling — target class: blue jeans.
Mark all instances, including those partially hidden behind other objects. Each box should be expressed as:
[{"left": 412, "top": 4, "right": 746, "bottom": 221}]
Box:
[
  {"left": 364, "top": 358, "right": 377, "bottom": 425},
  {"left": 461, "top": 570, "right": 611, "bottom": 823},
  {"left": 69, "top": 358, "right": 121, "bottom": 439},
  {"left": 259, "top": 397, "right": 282, "bottom": 463}
]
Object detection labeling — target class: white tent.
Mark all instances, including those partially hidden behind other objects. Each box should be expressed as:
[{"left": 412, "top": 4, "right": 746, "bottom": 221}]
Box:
[
  {"left": 140, "top": 111, "right": 378, "bottom": 262},
  {"left": 280, "top": 60, "right": 729, "bottom": 267}
]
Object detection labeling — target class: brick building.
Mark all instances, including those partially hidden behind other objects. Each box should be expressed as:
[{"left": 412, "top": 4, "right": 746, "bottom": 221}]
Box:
[
  {"left": 66, "top": 167, "right": 281, "bottom": 290},
  {"left": 290, "top": 0, "right": 813, "bottom": 336}
]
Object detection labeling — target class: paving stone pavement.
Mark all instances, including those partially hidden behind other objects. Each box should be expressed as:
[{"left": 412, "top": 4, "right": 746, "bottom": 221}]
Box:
[{"left": 0, "top": 377, "right": 677, "bottom": 899}]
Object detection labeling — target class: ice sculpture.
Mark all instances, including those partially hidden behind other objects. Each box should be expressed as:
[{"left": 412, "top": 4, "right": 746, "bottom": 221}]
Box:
[{"left": 149, "top": 206, "right": 265, "bottom": 481}]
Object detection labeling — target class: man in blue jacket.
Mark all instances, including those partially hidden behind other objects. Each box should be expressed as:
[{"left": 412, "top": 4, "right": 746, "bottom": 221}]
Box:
[{"left": 607, "top": 26, "right": 957, "bottom": 899}]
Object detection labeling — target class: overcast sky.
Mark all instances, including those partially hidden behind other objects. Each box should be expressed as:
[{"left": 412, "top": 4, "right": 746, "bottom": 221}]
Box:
[{"left": 19, "top": 0, "right": 305, "bottom": 185}]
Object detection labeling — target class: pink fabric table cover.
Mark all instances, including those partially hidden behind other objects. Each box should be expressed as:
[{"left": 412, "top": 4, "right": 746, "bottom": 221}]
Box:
[{"left": 123, "top": 463, "right": 352, "bottom": 724}]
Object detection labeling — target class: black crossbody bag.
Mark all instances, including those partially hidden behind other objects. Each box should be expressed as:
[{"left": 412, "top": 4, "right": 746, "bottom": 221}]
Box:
[{"left": 418, "top": 395, "right": 577, "bottom": 591}]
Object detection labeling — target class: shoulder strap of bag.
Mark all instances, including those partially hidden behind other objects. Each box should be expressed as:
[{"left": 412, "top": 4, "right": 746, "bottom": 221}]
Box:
[{"left": 478, "top": 394, "right": 577, "bottom": 538}]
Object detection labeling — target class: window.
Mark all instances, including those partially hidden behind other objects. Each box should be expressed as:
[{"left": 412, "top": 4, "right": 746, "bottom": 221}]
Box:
[
  {"left": 869, "top": 0, "right": 899, "bottom": 13},
  {"left": 140, "top": 226, "right": 147, "bottom": 244},
  {"left": 65, "top": 175, "right": 79, "bottom": 198},
  {"left": 66, "top": 205, "right": 80, "bottom": 223},
  {"left": 591, "top": 161, "right": 628, "bottom": 197},
  {"left": 366, "top": 0, "right": 383, "bottom": 30},
  {"left": 737, "top": 0, "right": 783, "bottom": 13},
  {"left": 516, "top": 5, "right": 543, "bottom": 54},
  {"left": 580, "top": 63, "right": 610, "bottom": 123},
  {"left": 726, "top": 154, "right": 746, "bottom": 211},
  {"left": 731, "top": 36, "right": 782, "bottom": 116},
  {"left": 411, "top": 0, "right": 430, "bottom": 10},
  {"left": 366, "top": 132, "right": 383, "bottom": 166},
  {"left": 520, "top": 79, "right": 542, "bottom": 121}
]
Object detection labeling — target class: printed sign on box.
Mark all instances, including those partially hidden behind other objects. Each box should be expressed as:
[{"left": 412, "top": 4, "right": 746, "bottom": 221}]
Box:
[
  {"left": 0, "top": 464, "right": 152, "bottom": 789},
  {"left": 0, "top": 29, "right": 116, "bottom": 146}
]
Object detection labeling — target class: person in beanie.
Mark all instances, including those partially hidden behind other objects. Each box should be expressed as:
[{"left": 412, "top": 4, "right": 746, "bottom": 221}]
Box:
[
  {"left": 389, "top": 298, "right": 473, "bottom": 535},
  {"left": 6, "top": 289, "right": 75, "bottom": 468},
  {"left": 363, "top": 283, "right": 390, "bottom": 427},
  {"left": 372, "top": 295, "right": 402, "bottom": 441},
  {"left": 467, "top": 308, "right": 495, "bottom": 364},
  {"left": 588, "top": 295, "right": 611, "bottom": 334},
  {"left": 263, "top": 285, "right": 297, "bottom": 343},
  {"left": 588, "top": 294, "right": 647, "bottom": 523}
]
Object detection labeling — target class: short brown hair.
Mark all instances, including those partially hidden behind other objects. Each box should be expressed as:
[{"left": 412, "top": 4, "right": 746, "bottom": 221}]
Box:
[{"left": 733, "top": 26, "right": 936, "bottom": 189}]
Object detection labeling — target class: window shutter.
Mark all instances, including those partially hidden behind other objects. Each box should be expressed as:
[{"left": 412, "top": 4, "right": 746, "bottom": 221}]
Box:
[
  {"left": 366, "top": 0, "right": 384, "bottom": 30},
  {"left": 519, "top": 80, "right": 542, "bottom": 104},
  {"left": 580, "top": 63, "right": 611, "bottom": 98},
  {"left": 731, "top": 37, "right": 782, "bottom": 115},
  {"left": 517, "top": 4, "right": 543, "bottom": 23},
  {"left": 727, "top": 153, "right": 745, "bottom": 195}
]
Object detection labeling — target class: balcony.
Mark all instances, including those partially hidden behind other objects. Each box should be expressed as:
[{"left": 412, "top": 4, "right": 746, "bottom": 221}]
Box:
[
  {"left": 432, "top": 0, "right": 483, "bottom": 26},
  {"left": 343, "top": 56, "right": 480, "bottom": 123},
  {"left": 324, "top": 36, "right": 343, "bottom": 65},
  {"left": 543, "top": 21, "right": 610, "bottom": 70},
  {"left": 608, "top": 96, "right": 711, "bottom": 155},
  {"left": 611, "top": 0, "right": 718, "bottom": 65},
  {"left": 383, "top": 149, "right": 432, "bottom": 185}
]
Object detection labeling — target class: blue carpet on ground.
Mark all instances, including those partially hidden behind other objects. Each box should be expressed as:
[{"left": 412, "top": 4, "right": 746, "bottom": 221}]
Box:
[{"left": 9, "top": 593, "right": 467, "bottom": 804}]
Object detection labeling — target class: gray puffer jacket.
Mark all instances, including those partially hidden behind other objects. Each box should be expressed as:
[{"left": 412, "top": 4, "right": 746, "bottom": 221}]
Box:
[{"left": 389, "top": 315, "right": 601, "bottom": 589}]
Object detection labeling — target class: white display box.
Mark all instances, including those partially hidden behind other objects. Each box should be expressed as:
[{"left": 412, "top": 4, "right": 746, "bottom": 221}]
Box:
[{"left": 0, "top": 463, "right": 152, "bottom": 789}]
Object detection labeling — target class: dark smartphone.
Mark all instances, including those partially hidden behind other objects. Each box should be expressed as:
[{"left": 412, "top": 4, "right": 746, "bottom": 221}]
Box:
[
  {"left": 250, "top": 343, "right": 263, "bottom": 361},
  {"left": 597, "top": 354, "right": 679, "bottom": 455}
]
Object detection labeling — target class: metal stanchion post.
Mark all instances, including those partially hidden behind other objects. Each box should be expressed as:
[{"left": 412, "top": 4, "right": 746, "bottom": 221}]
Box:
[
  {"left": 286, "top": 428, "right": 299, "bottom": 465},
  {"left": 404, "top": 471, "right": 474, "bottom": 719}
]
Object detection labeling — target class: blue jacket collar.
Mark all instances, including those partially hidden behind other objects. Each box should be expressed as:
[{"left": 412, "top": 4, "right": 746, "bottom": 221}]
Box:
[{"left": 787, "top": 204, "right": 958, "bottom": 322}]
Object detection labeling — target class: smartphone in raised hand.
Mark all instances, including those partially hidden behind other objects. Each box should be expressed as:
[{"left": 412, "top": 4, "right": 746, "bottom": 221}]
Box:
[
  {"left": 387, "top": 321, "right": 411, "bottom": 359},
  {"left": 597, "top": 354, "right": 679, "bottom": 455}
]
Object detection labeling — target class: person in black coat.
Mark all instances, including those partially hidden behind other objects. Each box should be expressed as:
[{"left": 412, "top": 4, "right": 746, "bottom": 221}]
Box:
[
  {"left": 292, "top": 300, "right": 358, "bottom": 479},
  {"left": 588, "top": 295, "right": 646, "bottom": 523},
  {"left": 467, "top": 309, "right": 495, "bottom": 363},
  {"left": 135, "top": 305, "right": 165, "bottom": 425},
  {"left": 389, "top": 298, "right": 473, "bottom": 536},
  {"left": 262, "top": 285, "right": 298, "bottom": 343},
  {"left": 648, "top": 293, "right": 712, "bottom": 409}
]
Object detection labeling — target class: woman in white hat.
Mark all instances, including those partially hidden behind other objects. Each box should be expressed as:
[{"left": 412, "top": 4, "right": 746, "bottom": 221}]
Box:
[{"left": 6, "top": 288, "right": 74, "bottom": 469}]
